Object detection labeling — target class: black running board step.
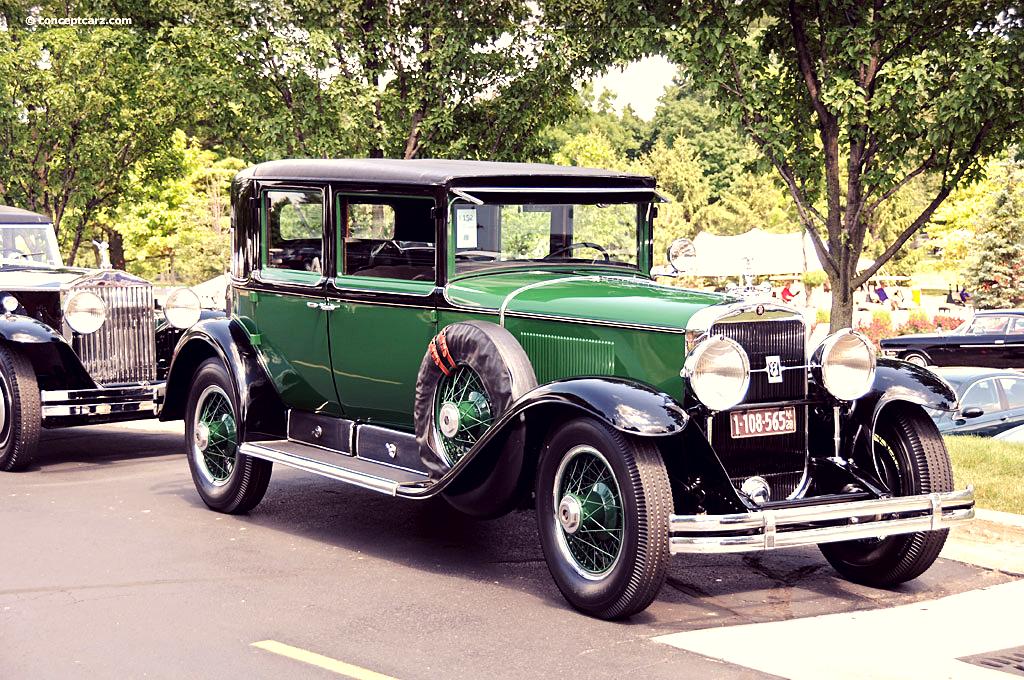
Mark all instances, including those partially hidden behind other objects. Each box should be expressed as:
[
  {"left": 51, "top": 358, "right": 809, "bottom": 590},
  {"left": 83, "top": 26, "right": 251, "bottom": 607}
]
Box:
[{"left": 241, "top": 439, "right": 431, "bottom": 497}]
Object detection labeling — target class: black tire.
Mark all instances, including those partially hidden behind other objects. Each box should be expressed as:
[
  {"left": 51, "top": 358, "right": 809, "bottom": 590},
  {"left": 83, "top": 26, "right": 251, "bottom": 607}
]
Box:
[
  {"left": 414, "top": 321, "right": 537, "bottom": 477},
  {"left": 185, "top": 358, "right": 272, "bottom": 513},
  {"left": 536, "top": 417, "right": 672, "bottom": 619},
  {"left": 900, "top": 351, "right": 929, "bottom": 367},
  {"left": 0, "top": 344, "right": 40, "bottom": 472},
  {"left": 819, "top": 404, "right": 953, "bottom": 586}
]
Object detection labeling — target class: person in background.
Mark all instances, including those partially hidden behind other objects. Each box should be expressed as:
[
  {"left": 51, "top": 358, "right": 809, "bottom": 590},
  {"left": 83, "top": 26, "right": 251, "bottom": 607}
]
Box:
[{"left": 781, "top": 280, "right": 800, "bottom": 304}]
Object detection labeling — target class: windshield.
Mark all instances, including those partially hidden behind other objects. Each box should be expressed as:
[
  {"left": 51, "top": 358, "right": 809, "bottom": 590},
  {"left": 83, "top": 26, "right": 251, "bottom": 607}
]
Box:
[
  {"left": 0, "top": 224, "right": 63, "bottom": 266},
  {"left": 451, "top": 200, "right": 646, "bottom": 276}
]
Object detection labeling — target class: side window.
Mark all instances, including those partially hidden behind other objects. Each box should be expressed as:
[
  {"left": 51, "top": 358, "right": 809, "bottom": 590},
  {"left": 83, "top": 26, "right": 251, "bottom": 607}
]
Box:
[
  {"left": 263, "top": 189, "right": 323, "bottom": 278},
  {"left": 340, "top": 197, "right": 435, "bottom": 281},
  {"left": 970, "top": 316, "right": 1008, "bottom": 335},
  {"left": 999, "top": 377, "right": 1024, "bottom": 409},
  {"left": 961, "top": 379, "right": 1001, "bottom": 413}
]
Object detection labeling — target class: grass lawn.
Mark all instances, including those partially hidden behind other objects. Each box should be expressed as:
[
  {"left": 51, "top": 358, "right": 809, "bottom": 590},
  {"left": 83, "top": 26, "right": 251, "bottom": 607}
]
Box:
[{"left": 944, "top": 435, "right": 1024, "bottom": 515}]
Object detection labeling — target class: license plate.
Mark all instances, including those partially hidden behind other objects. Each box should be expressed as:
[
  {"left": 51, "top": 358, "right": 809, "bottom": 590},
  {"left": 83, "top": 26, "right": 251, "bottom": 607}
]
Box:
[{"left": 730, "top": 406, "right": 797, "bottom": 439}]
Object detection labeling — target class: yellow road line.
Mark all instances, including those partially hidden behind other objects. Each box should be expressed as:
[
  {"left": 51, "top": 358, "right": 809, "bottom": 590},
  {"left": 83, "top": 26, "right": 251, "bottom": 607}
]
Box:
[{"left": 251, "top": 640, "right": 400, "bottom": 680}]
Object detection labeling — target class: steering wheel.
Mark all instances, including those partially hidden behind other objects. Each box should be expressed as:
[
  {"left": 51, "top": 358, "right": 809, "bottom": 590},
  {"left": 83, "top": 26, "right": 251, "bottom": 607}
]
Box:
[
  {"left": 368, "top": 240, "right": 412, "bottom": 267},
  {"left": 543, "top": 242, "right": 610, "bottom": 262}
]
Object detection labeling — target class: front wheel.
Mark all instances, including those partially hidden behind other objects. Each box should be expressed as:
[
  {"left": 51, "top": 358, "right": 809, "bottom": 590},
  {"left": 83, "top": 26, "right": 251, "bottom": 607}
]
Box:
[
  {"left": 536, "top": 417, "right": 672, "bottom": 619},
  {"left": 900, "top": 351, "right": 929, "bottom": 367},
  {"left": 819, "top": 405, "right": 953, "bottom": 586},
  {"left": 185, "top": 359, "right": 272, "bottom": 513},
  {"left": 0, "top": 344, "right": 40, "bottom": 471}
]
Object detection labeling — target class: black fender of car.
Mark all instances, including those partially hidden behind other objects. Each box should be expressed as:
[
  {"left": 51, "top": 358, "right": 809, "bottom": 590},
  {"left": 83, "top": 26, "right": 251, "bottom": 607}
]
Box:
[
  {"left": 0, "top": 313, "right": 96, "bottom": 389},
  {"left": 160, "top": 317, "right": 287, "bottom": 439},
  {"left": 439, "top": 377, "right": 689, "bottom": 516},
  {"left": 843, "top": 357, "right": 956, "bottom": 463}
]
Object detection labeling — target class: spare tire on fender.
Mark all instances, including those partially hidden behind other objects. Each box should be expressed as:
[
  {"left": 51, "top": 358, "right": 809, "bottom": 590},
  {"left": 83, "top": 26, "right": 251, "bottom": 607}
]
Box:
[{"left": 414, "top": 321, "right": 537, "bottom": 515}]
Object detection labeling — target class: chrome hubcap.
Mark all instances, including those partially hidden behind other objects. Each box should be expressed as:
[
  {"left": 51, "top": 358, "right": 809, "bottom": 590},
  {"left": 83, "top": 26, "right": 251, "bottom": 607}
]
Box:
[
  {"left": 558, "top": 495, "right": 583, "bottom": 534},
  {"left": 195, "top": 422, "right": 210, "bottom": 452},
  {"left": 439, "top": 402, "right": 461, "bottom": 438}
]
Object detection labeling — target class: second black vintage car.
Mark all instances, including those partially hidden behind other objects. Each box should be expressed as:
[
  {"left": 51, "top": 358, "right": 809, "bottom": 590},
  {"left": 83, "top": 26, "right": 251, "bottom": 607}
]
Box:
[
  {"left": 880, "top": 309, "right": 1024, "bottom": 368},
  {"left": 0, "top": 204, "right": 204, "bottom": 471},
  {"left": 161, "top": 159, "right": 974, "bottom": 619}
]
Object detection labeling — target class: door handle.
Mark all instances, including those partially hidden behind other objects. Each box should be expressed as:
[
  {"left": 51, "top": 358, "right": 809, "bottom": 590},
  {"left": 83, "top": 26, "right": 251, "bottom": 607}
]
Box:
[{"left": 306, "top": 301, "right": 338, "bottom": 311}]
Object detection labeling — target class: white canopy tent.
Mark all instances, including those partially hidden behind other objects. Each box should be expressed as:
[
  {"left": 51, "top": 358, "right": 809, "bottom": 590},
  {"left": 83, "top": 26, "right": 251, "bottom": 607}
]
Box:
[{"left": 689, "top": 228, "right": 872, "bottom": 277}]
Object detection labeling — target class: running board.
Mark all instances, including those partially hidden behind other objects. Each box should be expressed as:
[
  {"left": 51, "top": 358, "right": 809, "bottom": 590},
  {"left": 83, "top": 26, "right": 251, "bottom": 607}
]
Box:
[{"left": 240, "top": 439, "right": 433, "bottom": 497}]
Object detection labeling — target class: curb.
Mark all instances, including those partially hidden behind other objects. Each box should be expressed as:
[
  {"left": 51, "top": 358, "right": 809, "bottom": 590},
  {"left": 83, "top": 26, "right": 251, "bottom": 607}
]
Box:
[{"left": 975, "top": 508, "right": 1024, "bottom": 529}]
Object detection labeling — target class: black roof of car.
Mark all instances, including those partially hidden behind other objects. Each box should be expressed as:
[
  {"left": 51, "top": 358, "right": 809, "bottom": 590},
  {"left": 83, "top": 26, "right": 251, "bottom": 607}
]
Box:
[
  {"left": 973, "top": 309, "right": 1024, "bottom": 316},
  {"left": 0, "top": 205, "right": 51, "bottom": 224},
  {"left": 239, "top": 158, "right": 657, "bottom": 189}
]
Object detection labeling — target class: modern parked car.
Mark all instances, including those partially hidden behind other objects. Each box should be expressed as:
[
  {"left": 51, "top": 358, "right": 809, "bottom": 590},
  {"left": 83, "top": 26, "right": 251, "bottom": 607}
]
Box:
[
  {"left": 880, "top": 309, "right": 1024, "bottom": 368},
  {"left": 0, "top": 204, "right": 203, "bottom": 471},
  {"left": 161, "top": 159, "right": 974, "bottom": 619},
  {"left": 927, "top": 367, "right": 1024, "bottom": 437}
]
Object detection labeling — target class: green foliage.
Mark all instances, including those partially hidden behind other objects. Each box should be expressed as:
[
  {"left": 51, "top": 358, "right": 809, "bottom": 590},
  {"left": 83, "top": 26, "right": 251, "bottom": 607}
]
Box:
[
  {"left": 99, "top": 131, "right": 244, "bottom": 285},
  {"left": 644, "top": 0, "right": 1024, "bottom": 330},
  {"left": 960, "top": 159, "right": 1024, "bottom": 308},
  {"left": 0, "top": 22, "right": 195, "bottom": 264},
  {"left": 803, "top": 270, "right": 827, "bottom": 290}
]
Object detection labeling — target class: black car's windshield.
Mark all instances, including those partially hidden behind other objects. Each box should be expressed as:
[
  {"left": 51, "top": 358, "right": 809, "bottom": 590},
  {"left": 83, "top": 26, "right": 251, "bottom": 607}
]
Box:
[
  {"left": 0, "top": 224, "right": 63, "bottom": 267},
  {"left": 451, "top": 200, "right": 646, "bottom": 276}
]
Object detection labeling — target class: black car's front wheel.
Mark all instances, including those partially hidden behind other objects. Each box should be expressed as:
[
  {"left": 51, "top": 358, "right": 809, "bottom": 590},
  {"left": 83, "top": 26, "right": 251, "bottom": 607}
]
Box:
[
  {"left": 0, "top": 344, "right": 39, "bottom": 472},
  {"left": 819, "top": 404, "right": 953, "bottom": 586},
  {"left": 536, "top": 417, "right": 672, "bottom": 619},
  {"left": 185, "top": 359, "right": 272, "bottom": 514}
]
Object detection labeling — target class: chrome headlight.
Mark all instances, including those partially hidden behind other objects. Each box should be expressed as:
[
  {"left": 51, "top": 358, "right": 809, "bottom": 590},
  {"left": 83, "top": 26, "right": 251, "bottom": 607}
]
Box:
[
  {"left": 1, "top": 294, "right": 20, "bottom": 313},
  {"left": 681, "top": 335, "right": 750, "bottom": 411},
  {"left": 164, "top": 288, "right": 202, "bottom": 329},
  {"left": 812, "top": 329, "right": 876, "bottom": 401},
  {"left": 64, "top": 290, "right": 106, "bottom": 334}
]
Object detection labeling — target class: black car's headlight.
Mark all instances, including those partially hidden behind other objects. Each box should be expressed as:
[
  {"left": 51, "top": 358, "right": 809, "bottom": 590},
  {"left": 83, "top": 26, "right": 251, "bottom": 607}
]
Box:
[
  {"left": 812, "top": 329, "right": 876, "bottom": 401},
  {"left": 64, "top": 290, "right": 107, "bottom": 334},
  {"left": 681, "top": 335, "right": 750, "bottom": 411},
  {"left": 164, "top": 288, "right": 202, "bottom": 329}
]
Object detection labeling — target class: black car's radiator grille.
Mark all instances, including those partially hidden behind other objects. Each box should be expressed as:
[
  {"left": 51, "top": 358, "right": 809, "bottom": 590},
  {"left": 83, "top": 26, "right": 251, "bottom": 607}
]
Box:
[
  {"left": 72, "top": 283, "right": 156, "bottom": 385},
  {"left": 709, "top": 316, "right": 808, "bottom": 500}
]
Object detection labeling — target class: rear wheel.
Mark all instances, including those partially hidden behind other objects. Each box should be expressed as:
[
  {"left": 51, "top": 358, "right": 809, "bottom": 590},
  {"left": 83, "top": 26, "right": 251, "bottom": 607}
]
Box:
[
  {"left": 185, "top": 359, "right": 272, "bottom": 513},
  {"left": 0, "top": 344, "right": 39, "bottom": 472},
  {"left": 900, "top": 351, "right": 929, "bottom": 367},
  {"left": 819, "top": 405, "right": 952, "bottom": 586},
  {"left": 536, "top": 417, "right": 672, "bottom": 619}
]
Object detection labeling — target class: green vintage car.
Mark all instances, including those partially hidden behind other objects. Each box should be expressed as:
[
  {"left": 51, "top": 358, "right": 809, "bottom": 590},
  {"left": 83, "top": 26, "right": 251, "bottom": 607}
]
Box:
[{"left": 161, "top": 159, "right": 974, "bottom": 619}]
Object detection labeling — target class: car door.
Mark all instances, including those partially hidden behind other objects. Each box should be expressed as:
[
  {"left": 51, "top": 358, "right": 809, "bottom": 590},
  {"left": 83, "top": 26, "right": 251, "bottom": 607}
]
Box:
[
  {"left": 246, "top": 186, "right": 341, "bottom": 416},
  {"left": 950, "top": 378, "right": 1006, "bottom": 436},
  {"left": 951, "top": 316, "right": 1012, "bottom": 368},
  {"left": 1000, "top": 316, "right": 1024, "bottom": 368},
  {"left": 994, "top": 375, "right": 1024, "bottom": 436},
  {"left": 327, "top": 193, "right": 438, "bottom": 430}
]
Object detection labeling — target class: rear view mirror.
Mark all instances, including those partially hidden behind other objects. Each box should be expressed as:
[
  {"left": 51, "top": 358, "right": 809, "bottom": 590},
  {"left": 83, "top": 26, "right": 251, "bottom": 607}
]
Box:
[{"left": 960, "top": 407, "right": 984, "bottom": 419}]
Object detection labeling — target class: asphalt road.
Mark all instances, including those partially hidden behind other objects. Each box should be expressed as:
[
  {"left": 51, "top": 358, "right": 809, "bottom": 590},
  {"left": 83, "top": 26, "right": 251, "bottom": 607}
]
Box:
[{"left": 1, "top": 421, "right": 1020, "bottom": 680}]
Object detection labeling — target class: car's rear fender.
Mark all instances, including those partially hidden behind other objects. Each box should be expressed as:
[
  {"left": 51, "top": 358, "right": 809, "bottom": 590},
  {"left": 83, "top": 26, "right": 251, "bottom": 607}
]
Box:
[{"left": 161, "top": 317, "right": 286, "bottom": 439}]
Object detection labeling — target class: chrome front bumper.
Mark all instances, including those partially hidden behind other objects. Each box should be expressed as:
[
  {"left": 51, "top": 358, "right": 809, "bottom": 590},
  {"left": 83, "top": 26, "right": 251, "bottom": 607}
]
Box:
[
  {"left": 669, "top": 487, "right": 975, "bottom": 554},
  {"left": 41, "top": 383, "right": 165, "bottom": 426}
]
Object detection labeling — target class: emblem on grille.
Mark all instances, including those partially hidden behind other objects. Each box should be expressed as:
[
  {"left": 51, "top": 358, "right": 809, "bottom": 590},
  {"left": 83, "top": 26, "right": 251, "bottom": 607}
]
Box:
[{"left": 766, "top": 355, "right": 783, "bottom": 383}]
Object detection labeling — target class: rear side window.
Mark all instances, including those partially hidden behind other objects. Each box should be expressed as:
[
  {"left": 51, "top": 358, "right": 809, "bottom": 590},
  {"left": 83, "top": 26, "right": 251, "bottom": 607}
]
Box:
[
  {"left": 262, "top": 189, "right": 324, "bottom": 281},
  {"left": 339, "top": 197, "right": 435, "bottom": 282}
]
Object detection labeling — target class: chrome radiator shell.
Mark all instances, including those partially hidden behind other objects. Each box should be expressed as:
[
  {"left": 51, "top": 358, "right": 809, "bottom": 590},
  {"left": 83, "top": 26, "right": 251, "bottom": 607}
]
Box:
[{"left": 68, "top": 273, "right": 157, "bottom": 385}]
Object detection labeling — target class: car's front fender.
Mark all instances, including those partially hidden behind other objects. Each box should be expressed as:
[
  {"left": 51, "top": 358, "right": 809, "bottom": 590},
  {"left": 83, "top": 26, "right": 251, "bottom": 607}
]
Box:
[
  {"left": 161, "top": 317, "right": 286, "bottom": 439},
  {"left": 843, "top": 358, "right": 956, "bottom": 459}
]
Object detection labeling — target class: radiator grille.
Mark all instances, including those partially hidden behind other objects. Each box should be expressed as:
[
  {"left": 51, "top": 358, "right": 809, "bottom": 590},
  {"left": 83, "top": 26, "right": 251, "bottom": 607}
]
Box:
[
  {"left": 72, "top": 283, "right": 156, "bottom": 385},
  {"left": 709, "top": 316, "right": 807, "bottom": 500}
]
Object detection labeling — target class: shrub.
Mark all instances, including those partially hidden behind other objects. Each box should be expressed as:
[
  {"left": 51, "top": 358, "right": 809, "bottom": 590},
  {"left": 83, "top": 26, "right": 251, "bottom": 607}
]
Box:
[
  {"left": 815, "top": 307, "right": 830, "bottom": 324},
  {"left": 855, "top": 314, "right": 893, "bottom": 350},
  {"left": 933, "top": 314, "right": 965, "bottom": 332}
]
